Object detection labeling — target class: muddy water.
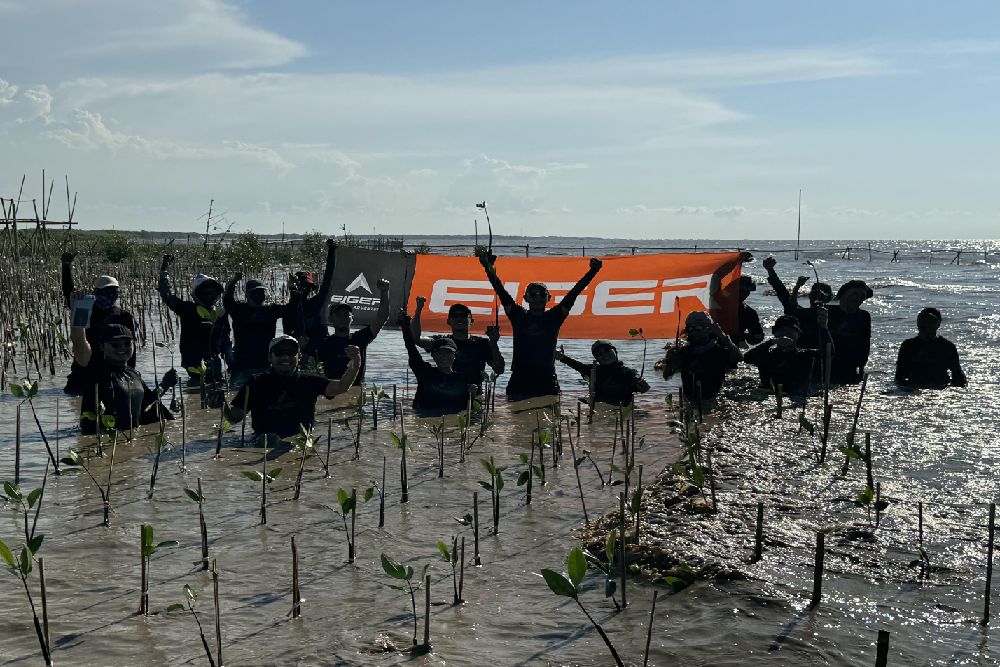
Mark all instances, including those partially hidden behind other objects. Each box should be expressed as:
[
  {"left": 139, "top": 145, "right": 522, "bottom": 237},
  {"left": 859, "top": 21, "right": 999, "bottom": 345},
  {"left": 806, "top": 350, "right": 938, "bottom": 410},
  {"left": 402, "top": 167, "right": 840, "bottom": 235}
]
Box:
[{"left": 3, "top": 238, "right": 1000, "bottom": 666}]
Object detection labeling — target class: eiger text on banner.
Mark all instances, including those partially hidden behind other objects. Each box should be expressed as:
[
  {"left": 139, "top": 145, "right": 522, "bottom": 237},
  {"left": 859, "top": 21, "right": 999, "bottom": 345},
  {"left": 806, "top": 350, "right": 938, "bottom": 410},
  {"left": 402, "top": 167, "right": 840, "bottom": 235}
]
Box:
[
  {"left": 328, "top": 246, "right": 416, "bottom": 328},
  {"left": 408, "top": 252, "right": 743, "bottom": 341}
]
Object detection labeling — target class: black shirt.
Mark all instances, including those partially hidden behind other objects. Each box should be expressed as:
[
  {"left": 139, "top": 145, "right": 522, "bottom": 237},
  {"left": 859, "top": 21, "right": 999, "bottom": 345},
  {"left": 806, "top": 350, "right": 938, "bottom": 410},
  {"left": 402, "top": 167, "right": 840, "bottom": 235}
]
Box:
[
  {"left": 895, "top": 336, "right": 967, "bottom": 388},
  {"left": 506, "top": 306, "right": 567, "bottom": 399},
  {"left": 403, "top": 326, "right": 470, "bottom": 416},
  {"left": 224, "top": 289, "right": 292, "bottom": 371},
  {"left": 427, "top": 335, "right": 494, "bottom": 388},
  {"left": 664, "top": 341, "right": 739, "bottom": 402},
  {"left": 78, "top": 359, "right": 170, "bottom": 434},
  {"left": 159, "top": 272, "right": 232, "bottom": 368},
  {"left": 559, "top": 355, "right": 646, "bottom": 406},
  {"left": 827, "top": 308, "right": 871, "bottom": 385},
  {"left": 318, "top": 327, "right": 375, "bottom": 386},
  {"left": 743, "top": 339, "right": 820, "bottom": 395},
  {"left": 231, "top": 369, "right": 330, "bottom": 438},
  {"left": 735, "top": 303, "right": 765, "bottom": 347}
]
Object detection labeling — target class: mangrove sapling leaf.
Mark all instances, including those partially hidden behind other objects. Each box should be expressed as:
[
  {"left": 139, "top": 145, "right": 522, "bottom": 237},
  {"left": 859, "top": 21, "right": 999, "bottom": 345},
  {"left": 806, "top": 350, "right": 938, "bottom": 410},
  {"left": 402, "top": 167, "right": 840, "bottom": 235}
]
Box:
[
  {"left": 0, "top": 540, "right": 15, "bottom": 570},
  {"left": 455, "top": 513, "right": 473, "bottom": 527},
  {"left": 799, "top": 414, "right": 816, "bottom": 436},
  {"left": 380, "top": 553, "right": 427, "bottom": 646},
  {"left": 541, "top": 569, "right": 578, "bottom": 598},
  {"left": 663, "top": 563, "right": 697, "bottom": 592},
  {"left": 437, "top": 536, "right": 462, "bottom": 603},
  {"left": 184, "top": 488, "right": 203, "bottom": 503},
  {"left": 167, "top": 585, "right": 217, "bottom": 667}
]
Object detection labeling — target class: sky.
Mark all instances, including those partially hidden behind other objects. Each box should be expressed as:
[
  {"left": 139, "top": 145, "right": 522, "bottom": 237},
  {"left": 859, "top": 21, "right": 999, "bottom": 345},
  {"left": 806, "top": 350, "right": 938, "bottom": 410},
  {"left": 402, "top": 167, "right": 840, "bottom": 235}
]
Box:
[{"left": 1, "top": 1, "right": 999, "bottom": 239}]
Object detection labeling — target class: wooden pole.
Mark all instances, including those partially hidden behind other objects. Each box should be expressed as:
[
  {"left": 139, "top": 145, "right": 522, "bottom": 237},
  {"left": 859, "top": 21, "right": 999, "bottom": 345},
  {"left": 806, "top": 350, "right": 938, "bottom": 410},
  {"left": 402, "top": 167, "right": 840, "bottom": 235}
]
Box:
[
  {"left": 14, "top": 404, "right": 20, "bottom": 485},
  {"left": 810, "top": 532, "right": 825, "bottom": 607},
  {"left": 752, "top": 502, "right": 764, "bottom": 563},
  {"left": 458, "top": 537, "right": 465, "bottom": 602},
  {"left": 212, "top": 558, "right": 222, "bottom": 667},
  {"left": 291, "top": 536, "right": 301, "bottom": 619},
  {"left": 379, "top": 456, "right": 386, "bottom": 528},
  {"left": 619, "top": 492, "right": 627, "bottom": 609},
  {"left": 198, "top": 478, "right": 209, "bottom": 571},
  {"left": 983, "top": 503, "right": 996, "bottom": 626},
  {"left": 39, "top": 557, "right": 51, "bottom": 662},
  {"left": 643, "top": 590, "right": 658, "bottom": 667},
  {"left": 422, "top": 574, "right": 431, "bottom": 648},
  {"left": 473, "top": 492, "right": 481, "bottom": 566},
  {"left": 324, "top": 416, "right": 333, "bottom": 478},
  {"left": 875, "top": 629, "right": 890, "bottom": 667}
]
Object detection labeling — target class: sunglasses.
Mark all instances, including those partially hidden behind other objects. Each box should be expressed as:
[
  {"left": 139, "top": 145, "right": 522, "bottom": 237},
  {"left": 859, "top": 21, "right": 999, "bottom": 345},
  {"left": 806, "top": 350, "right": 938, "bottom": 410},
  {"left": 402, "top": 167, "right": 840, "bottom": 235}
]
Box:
[{"left": 271, "top": 348, "right": 299, "bottom": 358}]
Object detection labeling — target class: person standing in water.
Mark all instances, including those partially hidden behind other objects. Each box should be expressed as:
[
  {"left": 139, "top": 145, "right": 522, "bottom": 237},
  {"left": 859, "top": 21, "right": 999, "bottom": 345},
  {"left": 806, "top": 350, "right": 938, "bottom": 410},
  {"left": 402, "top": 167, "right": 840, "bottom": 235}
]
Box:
[
  {"left": 656, "top": 311, "right": 742, "bottom": 407},
  {"left": 284, "top": 238, "right": 338, "bottom": 359},
  {"left": 317, "top": 278, "right": 391, "bottom": 386},
  {"left": 224, "top": 272, "right": 295, "bottom": 388},
  {"left": 895, "top": 307, "right": 967, "bottom": 389},
  {"left": 399, "top": 312, "right": 474, "bottom": 416},
  {"left": 762, "top": 256, "right": 833, "bottom": 351},
  {"left": 410, "top": 298, "right": 504, "bottom": 391},
  {"left": 61, "top": 251, "right": 138, "bottom": 394},
  {"left": 744, "top": 313, "right": 826, "bottom": 398},
  {"left": 479, "top": 252, "right": 602, "bottom": 401},
  {"left": 556, "top": 340, "right": 650, "bottom": 407},
  {"left": 827, "top": 279, "right": 873, "bottom": 385}
]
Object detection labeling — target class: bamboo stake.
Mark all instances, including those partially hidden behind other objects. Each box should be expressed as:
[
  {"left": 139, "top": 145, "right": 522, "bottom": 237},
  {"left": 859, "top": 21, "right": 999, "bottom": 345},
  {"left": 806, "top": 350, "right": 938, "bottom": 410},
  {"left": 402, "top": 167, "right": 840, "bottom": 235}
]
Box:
[
  {"left": 473, "top": 492, "right": 481, "bottom": 566},
  {"left": 211, "top": 559, "right": 222, "bottom": 667},
  {"left": 875, "top": 630, "right": 890, "bottom": 667},
  {"left": 198, "top": 478, "right": 209, "bottom": 571},
  {"left": 291, "top": 536, "right": 301, "bottom": 619},
  {"left": 810, "top": 532, "right": 825, "bottom": 607},
  {"left": 643, "top": 590, "right": 658, "bottom": 667},
  {"left": 619, "top": 492, "right": 627, "bottom": 609},
  {"left": 423, "top": 574, "right": 431, "bottom": 649},
  {"left": 379, "top": 456, "right": 386, "bottom": 528},
  {"left": 983, "top": 503, "right": 995, "bottom": 626}
]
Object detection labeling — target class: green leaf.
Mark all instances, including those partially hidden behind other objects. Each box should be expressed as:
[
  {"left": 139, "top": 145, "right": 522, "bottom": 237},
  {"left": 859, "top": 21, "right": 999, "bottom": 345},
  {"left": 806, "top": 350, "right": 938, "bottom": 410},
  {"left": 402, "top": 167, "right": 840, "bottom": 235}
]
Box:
[
  {"left": 337, "top": 488, "right": 348, "bottom": 507},
  {"left": 27, "top": 535, "right": 43, "bottom": 555},
  {"left": 141, "top": 525, "right": 154, "bottom": 555},
  {"left": 0, "top": 540, "right": 15, "bottom": 570},
  {"left": 798, "top": 414, "right": 815, "bottom": 435},
  {"left": 10, "top": 383, "right": 24, "bottom": 398},
  {"left": 242, "top": 470, "right": 263, "bottom": 482},
  {"left": 380, "top": 553, "right": 407, "bottom": 580},
  {"left": 496, "top": 474, "right": 505, "bottom": 493},
  {"left": 518, "top": 453, "right": 528, "bottom": 464},
  {"left": 840, "top": 446, "right": 862, "bottom": 460},
  {"left": 183, "top": 584, "right": 198, "bottom": 602},
  {"left": 19, "top": 546, "right": 32, "bottom": 576},
  {"left": 27, "top": 381, "right": 38, "bottom": 399},
  {"left": 80, "top": 411, "right": 97, "bottom": 421},
  {"left": 455, "top": 513, "right": 473, "bottom": 527},
  {"left": 631, "top": 488, "right": 642, "bottom": 514},
  {"left": 3, "top": 481, "right": 22, "bottom": 503},
  {"left": 605, "top": 531, "right": 617, "bottom": 563},
  {"left": 854, "top": 488, "right": 875, "bottom": 507},
  {"left": 477, "top": 480, "right": 493, "bottom": 492},
  {"left": 186, "top": 366, "right": 204, "bottom": 376},
  {"left": 184, "top": 488, "right": 203, "bottom": 503},
  {"left": 166, "top": 603, "right": 185, "bottom": 613},
  {"left": 480, "top": 458, "right": 496, "bottom": 476},
  {"left": 364, "top": 487, "right": 375, "bottom": 502},
  {"left": 267, "top": 467, "right": 283, "bottom": 480},
  {"left": 101, "top": 414, "right": 117, "bottom": 429},
  {"left": 437, "top": 541, "right": 450, "bottom": 561},
  {"left": 157, "top": 540, "right": 179, "bottom": 549},
  {"left": 405, "top": 565, "right": 415, "bottom": 582},
  {"left": 61, "top": 450, "right": 83, "bottom": 467},
  {"left": 566, "top": 548, "right": 587, "bottom": 587},
  {"left": 628, "top": 328, "right": 641, "bottom": 337},
  {"left": 540, "top": 569, "right": 577, "bottom": 599},
  {"left": 692, "top": 465, "right": 705, "bottom": 488},
  {"left": 516, "top": 470, "right": 530, "bottom": 487}
]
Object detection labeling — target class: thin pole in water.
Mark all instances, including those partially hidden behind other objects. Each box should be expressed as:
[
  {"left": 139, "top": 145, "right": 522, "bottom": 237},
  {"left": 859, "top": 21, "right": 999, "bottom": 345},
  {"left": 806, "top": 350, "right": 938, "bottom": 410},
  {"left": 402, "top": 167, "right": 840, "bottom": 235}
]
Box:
[
  {"left": 875, "top": 629, "right": 890, "bottom": 667},
  {"left": 810, "top": 531, "right": 825, "bottom": 607},
  {"left": 983, "top": 503, "right": 996, "bottom": 626},
  {"left": 795, "top": 189, "right": 802, "bottom": 261},
  {"left": 752, "top": 501, "right": 765, "bottom": 563}
]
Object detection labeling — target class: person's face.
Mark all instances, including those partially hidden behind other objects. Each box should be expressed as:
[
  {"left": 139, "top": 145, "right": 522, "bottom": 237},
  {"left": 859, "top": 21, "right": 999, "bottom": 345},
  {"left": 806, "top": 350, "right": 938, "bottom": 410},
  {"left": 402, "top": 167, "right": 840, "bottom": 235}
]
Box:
[
  {"left": 839, "top": 288, "right": 867, "bottom": 312},
  {"left": 431, "top": 347, "right": 457, "bottom": 371},
  {"left": 198, "top": 284, "right": 223, "bottom": 307},
  {"left": 525, "top": 286, "right": 550, "bottom": 312},
  {"left": 247, "top": 288, "right": 266, "bottom": 306},
  {"left": 917, "top": 314, "right": 940, "bottom": 337},
  {"left": 773, "top": 327, "right": 800, "bottom": 348},
  {"left": 593, "top": 346, "right": 618, "bottom": 366},
  {"left": 94, "top": 287, "right": 119, "bottom": 307},
  {"left": 685, "top": 321, "right": 712, "bottom": 345},
  {"left": 447, "top": 311, "right": 472, "bottom": 334},
  {"left": 329, "top": 307, "right": 353, "bottom": 329},
  {"left": 102, "top": 338, "right": 134, "bottom": 364},
  {"left": 269, "top": 345, "right": 300, "bottom": 375}
]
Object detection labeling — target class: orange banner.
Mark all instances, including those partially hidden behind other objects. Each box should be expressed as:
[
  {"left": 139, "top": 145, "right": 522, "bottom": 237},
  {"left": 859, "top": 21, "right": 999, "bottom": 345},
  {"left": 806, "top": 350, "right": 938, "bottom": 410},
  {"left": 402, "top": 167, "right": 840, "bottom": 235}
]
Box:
[{"left": 408, "top": 252, "right": 743, "bottom": 340}]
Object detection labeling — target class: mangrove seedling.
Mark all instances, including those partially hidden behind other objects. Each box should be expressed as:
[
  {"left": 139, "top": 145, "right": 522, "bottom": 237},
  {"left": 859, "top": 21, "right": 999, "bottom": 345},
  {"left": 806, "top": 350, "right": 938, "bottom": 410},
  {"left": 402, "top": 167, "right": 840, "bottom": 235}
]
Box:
[
  {"left": 662, "top": 562, "right": 698, "bottom": 592},
  {"left": 579, "top": 449, "right": 607, "bottom": 487},
  {"left": 479, "top": 457, "right": 506, "bottom": 534},
  {"left": 9, "top": 378, "right": 61, "bottom": 474},
  {"left": 292, "top": 425, "right": 316, "bottom": 501},
  {"left": 336, "top": 488, "right": 358, "bottom": 563},
  {"left": 628, "top": 327, "right": 648, "bottom": 376},
  {"left": 392, "top": 430, "right": 410, "bottom": 503},
  {"left": 146, "top": 422, "right": 170, "bottom": 499},
  {"left": 380, "top": 553, "right": 428, "bottom": 646},
  {"left": 429, "top": 419, "right": 445, "bottom": 478},
  {"left": 184, "top": 480, "right": 210, "bottom": 570},
  {"left": 61, "top": 434, "right": 120, "bottom": 527},
  {"left": 166, "top": 585, "right": 217, "bottom": 667},
  {"left": 242, "top": 462, "right": 281, "bottom": 526},
  {"left": 370, "top": 383, "right": 388, "bottom": 430},
  {"left": 437, "top": 536, "right": 463, "bottom": 604},
  {"left": 540, "top": 547, "right": 625, "bottom": 667},
  {"left": 138, "top": 524, "right": 179, "bottom": 615},
  {"left": 583, "top": 531, "right": 621, "bottom": 610}
]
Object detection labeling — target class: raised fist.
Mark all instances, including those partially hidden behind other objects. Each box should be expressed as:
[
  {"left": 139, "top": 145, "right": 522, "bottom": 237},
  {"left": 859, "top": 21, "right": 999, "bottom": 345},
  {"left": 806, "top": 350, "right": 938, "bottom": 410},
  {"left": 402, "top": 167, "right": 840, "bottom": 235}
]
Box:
[
  {"left": 61, "top": 251, "right": 77, "bottom": 264},
  {"left": 344, "top": 345, "right": 362, "bottom": 363},
  {"left": 377, "top": 278, "right": 391, "bottom": 292},
  {"left": 414, "top": 295, "right": 427, "bottom": 309},
  {"left": 160, "top": 254, "right": 175, "bottom": 272},
  {"left": 486, "top": 325, "right": 500, "bottom": 343},
  {"left": 762, "top": 257, "right": 777, "bottom": 271},
  {"left": 589, "top": 257, "right": 603, "bottom": 271}
]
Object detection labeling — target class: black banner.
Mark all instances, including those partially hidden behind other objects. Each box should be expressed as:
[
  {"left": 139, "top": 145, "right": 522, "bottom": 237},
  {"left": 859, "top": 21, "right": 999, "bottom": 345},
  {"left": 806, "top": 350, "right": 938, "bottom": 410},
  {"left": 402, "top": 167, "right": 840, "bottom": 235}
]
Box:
[{"left": 329, "top": 246, "right": 415, "bottom": 327}]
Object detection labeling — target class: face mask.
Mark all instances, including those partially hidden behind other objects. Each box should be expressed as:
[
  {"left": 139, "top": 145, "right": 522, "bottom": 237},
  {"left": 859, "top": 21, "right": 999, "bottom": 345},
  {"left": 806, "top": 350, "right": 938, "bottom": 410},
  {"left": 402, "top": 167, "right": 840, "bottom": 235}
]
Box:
[
  {"left": 94, "top": 289, "right": 118, "bottom": 309},
  {"left": 247, "top": 291, "right": 266, "bottom": 306}
]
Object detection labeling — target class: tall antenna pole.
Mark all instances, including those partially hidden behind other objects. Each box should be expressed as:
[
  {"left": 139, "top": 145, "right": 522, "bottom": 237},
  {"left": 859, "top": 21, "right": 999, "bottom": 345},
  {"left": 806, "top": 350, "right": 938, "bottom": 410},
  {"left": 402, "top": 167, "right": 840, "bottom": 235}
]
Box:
[{"left": 795, "top": 189, "right": 802, "bottom": 261}]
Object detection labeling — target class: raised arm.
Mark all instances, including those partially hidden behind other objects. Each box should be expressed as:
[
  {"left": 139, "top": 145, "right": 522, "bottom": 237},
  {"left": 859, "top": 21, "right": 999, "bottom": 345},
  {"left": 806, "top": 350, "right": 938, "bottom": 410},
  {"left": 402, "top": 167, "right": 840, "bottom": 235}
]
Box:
[
  {"left": 479, "top": 252, "right": 516, "bottom": 313},
  {"left": 324, "top": 345, "right": 362, "bottom": 397},
  {"left": 399, "top": 313, "right": 430, "bottom": 373},
  {"left": 223, "top": 272, "right": 241, "bottom": 312},
  {"left": 368, "top": 278, "right": 392, "bottom": 337},
  {"left": 70, "top": 324, "right": 92, "bottom": 367},
  {"left": 557, "top": 257, "right": 602, "bottom": 314},
  {"left": 315, "top": 239, "right": 337, "bottom": 315},
  {"left": 555, "top": 346, "right": 590, "bottom": 378},
  {"left": 158, "top": 254, "right": 183, "bottom": 311},
  {"left": 485, "top": 325, "right": 505, "bottom": 375},
  {"left": 411, "top": 296, "right": 434, "bottom": 350},
  {"left": 61, "top": 252, "right": 77, "bottom": 309},
  {"left": 762, "top": 257, "right": 794, "bottom": 313}
]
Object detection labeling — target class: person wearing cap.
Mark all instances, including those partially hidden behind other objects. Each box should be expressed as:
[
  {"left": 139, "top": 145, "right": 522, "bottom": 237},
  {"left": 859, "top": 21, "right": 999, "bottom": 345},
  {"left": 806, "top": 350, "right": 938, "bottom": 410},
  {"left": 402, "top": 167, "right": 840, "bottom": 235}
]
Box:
[
  {"left": 761, "top": 256, "right": 833, "bottom": 351},
  {"left": 60, "top": 251, "right": 138, "bottom": 394},
  {"left": 317, "top": 277, "right": 391, "bottom": 387},
  {"left": 656, "top": 311, "right": 741, "bottom": 406},
  {"left": 225, "top": 335, "right": 361, "bottom": 442},
  {"left": 284, "top": 238, "right": 338, "bottom": 358},
  {"left": 556, "top": 341, "right": 649, "bottom": 407},
  {"left": 69, "top": 320, "right": 172, "bottom": 434},
  {"left": 398, "top": 312, "right": 475, "bottom": 416},
  {"left": 827, "top": 279, "right": 873, "bottom": 385},
  {"left": 479, "top": 251, "right": 602, "bottom": 401},
  {"left": 223, "top": 272, "right": 296, "bottom": 388},
  {"left": 410, "top": 297, "right": 504, "bottom": 390},
  {"left": 895, "top": 307, "right": 967, "bottom": 389},
  {"left": 159, "top": 254, "right": 233, "bottom": 385},
  {"left": 744, "top": 313, "right": 827, "bottom": 398},
  {"left": 735, "top": 275, "right": 765, "bottom": 348}
]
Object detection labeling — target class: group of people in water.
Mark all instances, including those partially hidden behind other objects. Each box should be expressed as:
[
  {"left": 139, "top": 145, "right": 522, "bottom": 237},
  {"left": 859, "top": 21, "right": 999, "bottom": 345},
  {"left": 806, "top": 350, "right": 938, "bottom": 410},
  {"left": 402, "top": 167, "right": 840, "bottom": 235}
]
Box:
[{"left": 60, "top": 244, "right": 967, "bottom": 444}]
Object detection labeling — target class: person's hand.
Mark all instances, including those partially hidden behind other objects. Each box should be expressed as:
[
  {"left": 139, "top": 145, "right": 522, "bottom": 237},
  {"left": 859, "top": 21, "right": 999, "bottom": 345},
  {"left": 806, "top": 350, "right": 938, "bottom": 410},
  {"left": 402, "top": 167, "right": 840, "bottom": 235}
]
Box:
[
  {"left": 344, "top": 345, "right": 362, "bottom": 364},
  {"left": 707, "top": 322, "right": 726, "bottom": 340},
  {"left": 414, "top": 295, "right": 426, "bottom": 310},
  {"left": 61, "top": 251, "right": 77, "bottom": 265},
  {"left": 589, "top": 257, "right": 603, "bottom": 271},
  {"left": 795, "top": 275, "right": 809, "bottom": 287},
  {"left": 555, "top": 344, "right": 565, "bottom": 360},
  {"left": 816, "top": 305, "right": 829, "bottom": 329},
  {"left": 486, "top": 325, "right": 500, "bottom": 343},
  {"left": 478, "top": 250, "right": 496, "bottom": 268},
  {"left": 397, "top": 309, "right": 411, "bottom": 326},
  {"left": 740, "top": 251, "right": 754, "bottom": 264},
  {"left": 377, "top": 278, "right": 390, "bottom": 292},
  {"left": 160, "top": 254, "right": 175, "bottom": 272},
  {"left": 762, "top": 256, "right": 777, "bottom": 271}
]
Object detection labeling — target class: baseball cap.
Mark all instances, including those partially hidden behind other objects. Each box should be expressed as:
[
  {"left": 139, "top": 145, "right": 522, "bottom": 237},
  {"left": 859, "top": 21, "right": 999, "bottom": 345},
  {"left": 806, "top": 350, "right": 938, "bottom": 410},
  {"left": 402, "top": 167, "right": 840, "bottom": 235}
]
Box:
[
  {"left": 268, "top": 334, "right": 300, "bottom": 353},
  {"left": 447, "top": 303, "right": 472, "bottom": 318},
  {"left": 100, "top": 323, "right": 134, "bottom": 342},
  {"left": 94, "top": 275, "right": 119, "bottom": 290},
  {"left": 835, "top": 280, "right": 873, "bottom": 300},
  {"left": 430, "top": 337, "right": 458, "bottom": 352},
  {"left": 591, "top": 340, "right": 616, "bottom": 353},
  {"left": 772, "top": 315, "right": 803, "bottom": 334},
  {"left": 191, "top": 273, "right": 222, "bottom": 294},
  {"left": 245, "top": 279, "right": 265, "bottom": 293}
]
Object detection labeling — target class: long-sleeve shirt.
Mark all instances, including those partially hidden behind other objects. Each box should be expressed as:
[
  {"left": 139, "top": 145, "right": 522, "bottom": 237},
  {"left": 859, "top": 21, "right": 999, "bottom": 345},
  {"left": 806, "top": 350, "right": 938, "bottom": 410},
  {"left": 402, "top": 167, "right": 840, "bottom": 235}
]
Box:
[
  {"left": 224, "top": 283, "right": 294, "bottom": 372},
  {"left": 158, "top": 271, "right": 232, "bottom": 369},
  {"left": 826, "top": 307, "right": 871, "bottom": 385},
  {"left": 402, "top": 321, "right": 470, "bottom": 416},
  {"left": 558, "top": 354, "right": 646, "bottom": 406},
  {"left": 283, "top": 242, "right": 337, "bottom": 356},
  {"left": 895, "top": 336, "right": 967, "bottom": 388},
  {"left": 743, "top": 339, "right": 820, "bottom": 395},
  {"left": 766, "top": 271, "right": 830, "bottom": 351}
]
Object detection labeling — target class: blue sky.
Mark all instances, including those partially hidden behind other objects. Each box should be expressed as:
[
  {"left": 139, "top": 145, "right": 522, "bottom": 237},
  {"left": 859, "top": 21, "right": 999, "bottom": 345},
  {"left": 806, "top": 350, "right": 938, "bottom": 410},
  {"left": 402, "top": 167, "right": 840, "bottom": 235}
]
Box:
[{"left": 1, "top": 1, "right": 998, "bottom": 239}]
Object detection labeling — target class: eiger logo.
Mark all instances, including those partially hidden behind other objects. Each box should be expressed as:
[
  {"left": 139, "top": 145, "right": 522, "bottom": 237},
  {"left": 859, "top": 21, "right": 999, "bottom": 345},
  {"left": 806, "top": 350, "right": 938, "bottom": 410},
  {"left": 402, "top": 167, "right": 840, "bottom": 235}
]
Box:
[{"left": 345, "top": 273, "right": 372, "bottom": 294}]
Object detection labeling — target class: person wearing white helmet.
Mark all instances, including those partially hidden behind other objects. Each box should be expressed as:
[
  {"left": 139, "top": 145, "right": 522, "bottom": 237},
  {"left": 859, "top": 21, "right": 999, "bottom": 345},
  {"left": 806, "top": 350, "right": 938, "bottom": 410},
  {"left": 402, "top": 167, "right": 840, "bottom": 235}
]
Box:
[
  {"left": 223, "top": 334, "right": 360, "bottom": 443},
  {"left": 159, "top": 254, "right": 233, "bottom": 385}
]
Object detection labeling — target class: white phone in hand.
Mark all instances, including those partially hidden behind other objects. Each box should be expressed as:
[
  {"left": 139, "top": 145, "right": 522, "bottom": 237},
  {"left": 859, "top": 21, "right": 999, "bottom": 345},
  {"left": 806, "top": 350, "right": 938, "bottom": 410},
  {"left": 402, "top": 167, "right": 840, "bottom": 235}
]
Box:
[{"left": 72, "top": 295, "right": 96, "bottom": 328}]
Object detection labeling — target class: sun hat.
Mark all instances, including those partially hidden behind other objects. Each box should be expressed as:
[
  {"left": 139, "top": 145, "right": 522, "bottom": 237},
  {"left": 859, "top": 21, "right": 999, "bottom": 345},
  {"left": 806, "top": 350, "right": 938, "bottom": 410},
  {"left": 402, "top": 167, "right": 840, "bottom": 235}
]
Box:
[{"left": 94, "top": 275, "right": 119, "bottom": 290}]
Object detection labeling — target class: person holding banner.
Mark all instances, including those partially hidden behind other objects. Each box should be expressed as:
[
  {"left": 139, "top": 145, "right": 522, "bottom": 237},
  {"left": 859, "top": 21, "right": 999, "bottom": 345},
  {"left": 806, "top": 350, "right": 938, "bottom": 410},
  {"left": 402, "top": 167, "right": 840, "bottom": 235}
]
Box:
[
  {"left": 479, "top": 252, "right": 602, "bottom": 401},
  {"left": 317, "top": 277, "right": 391, "bottom": 386},
  {"left": 411, "top": 297, "right": 504, "bottom": 390},
  {"left": 556, "top": 341, "right": 649, "bottom": 407}
]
